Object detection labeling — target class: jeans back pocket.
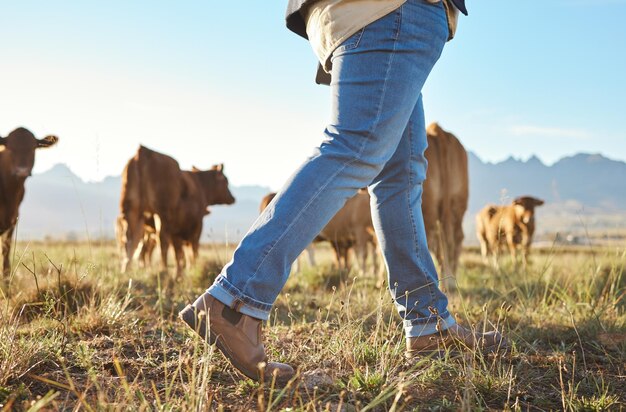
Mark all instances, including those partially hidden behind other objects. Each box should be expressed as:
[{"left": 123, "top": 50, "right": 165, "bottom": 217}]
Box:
[{"left": 333, "top": 28, "right": 365, "bottom": 55}]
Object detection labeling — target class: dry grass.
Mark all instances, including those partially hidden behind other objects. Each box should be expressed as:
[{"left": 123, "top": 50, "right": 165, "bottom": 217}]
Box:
[{"left": 0, "top": 240, "right": 624, "bottom": 411}]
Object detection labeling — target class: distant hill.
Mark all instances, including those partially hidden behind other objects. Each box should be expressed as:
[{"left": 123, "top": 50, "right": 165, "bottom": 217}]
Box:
[
  {"left": 14, "top": 153, "right": 626, "bottom": 243},
  {"left": 467, "top": 152, "right": 626, "bottom": 212},
  {"left": 17, "top": 164, "right": 121, "bottom": 240}
]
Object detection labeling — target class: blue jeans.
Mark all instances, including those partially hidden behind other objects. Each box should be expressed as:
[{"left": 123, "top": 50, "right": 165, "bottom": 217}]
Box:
[{"left": 209, "top": 0, "right": 455, "bottom": 337}]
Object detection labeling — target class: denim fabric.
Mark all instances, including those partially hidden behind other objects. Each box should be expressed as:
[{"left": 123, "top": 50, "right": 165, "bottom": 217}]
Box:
[{"left": 209, "top": 0, "right": 456, "bottom": 337}]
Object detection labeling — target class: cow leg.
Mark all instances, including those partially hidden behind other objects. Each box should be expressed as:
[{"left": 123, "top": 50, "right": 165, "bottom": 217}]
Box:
[
  {"left": 147, "top": 235, "right": 157, "bottom": 267},
  {"left": 370, "top": 241, "right": 376, "bottom": 273},
  {"left": 306, "top": 244, "right": 317, "bottom": 267},
  {"left": 433, "top": 219, "right": 453, "bottom": 287},
  {"left": 369, "top": 240, "right": 377, "bottom": 274},
  {"left": 478, "top": 235, "right": 489, "bottom": 265},
  {"left": 375, "top": 252, "right": 385, "bottom": 288},
  {"left": 438, "top": 226, "right": 447, "bottom": 272},
  {"left": 137, "top": 237, "right": 148, "bottom": 268},
  {"left": 137, "top": 240, "right": 147, "bottom": 268},
  {"left": 521, "top": 231, "right": 531, "bottom": 269},
  {"left": 292, "top": 254, "right": 301, "bottom": 273},
  {"left": 331, "top": 241, "right": 342, "bottom": 269},
  {"left": 373, "top": 241, "right": 388, "bottom": 288},
  {"left": 430, "top": 220, "right": 443, "bottom": 274},
  {"left": 179, "top": 242, "right": 193, "bottom": 269},
  {"left": 139, "top": 234, "right": 156, "bottom": 268},
  {"left": 431, "top": 219, "right": 456, "bottom": 292},
  {"left": 293, "top": 244, "right": 316, "bottom": 273},
  {"left": 189, "top": 222, "right": 203, "bottom": 268},
  {"left": 332, "top": 240, "right": 350, "bottom": 272},
  {"left": 439, "top": 213, "right": 458, "bottom": 292},
  {"left": 184, "top": 232, "right": 201, "bottom": 270},
  {"left": 506, "top": 232, "right": 517, "bottom": 265},
  {"left": 188, "top": 242, "right": 197, "bottom": 268},
  {"left": 116, "top": 216, "right": 130, "bottom": 272},
  {"left": 158, "top": 234, "right": 170, "bottom": 272},
  {"left": 2, "top": 227, "right": 15, "bottom": 277},
  {"left": 486, "top": 232, "right": 500, "bottom": 269},
  {"left": 156, "top": 215, "right": 171, "bottom": 272},
  {"left": 492, "top": 243, "right": 501, "bottom": 269},
  {"left": 119, "top": 213, "right": 144, "bottom": 273},
  {"left": 353, "top": 231, "right": 368, "bottom": 274},
  {"left": 341, "top": 244, "right": 351, "bottom": 272},
  {"left": 366, "top": 230, "right": 385, "bottom": 285},
  {"left": 454, "top": 223, "right": 465, "bottom": 275},
  {"left": 182, "top": 243, "right": 191, "bottom": 269},
  {"left": 422, "top": 196, "right": 440, "bottom": 269},
  {"left": 521, "top": 246, "right": 530, "bottom": 269},
  {"left": 172, "top": 236, "right": 185, "bottom": 277},
  {"left": 446, "top": 202, "right": 465, "bottom": 290},
  {"left": 356, "top": 246, "right": 367, "bottom": 274},
  {"left": 193, "top": 241, "right": 200, "bottom": 266}
]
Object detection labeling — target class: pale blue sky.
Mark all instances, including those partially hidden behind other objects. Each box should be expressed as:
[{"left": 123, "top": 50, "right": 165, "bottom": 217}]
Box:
[{"left": 1, "top": 1, "right": 625, "bottom": 190}]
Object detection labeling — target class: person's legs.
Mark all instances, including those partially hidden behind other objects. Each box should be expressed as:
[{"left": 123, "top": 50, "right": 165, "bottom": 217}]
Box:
[
  {"left": 207, "top": 0, "right": 449, "bottom": 320},
  {"left": 179, "top": 1, "right": 497, "bottom": 381},
  {"left": 369, "top": 94, "right": 456, "bottom": 338}
]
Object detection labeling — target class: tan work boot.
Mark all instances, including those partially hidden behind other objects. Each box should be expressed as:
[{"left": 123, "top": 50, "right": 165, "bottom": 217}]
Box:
[
  {"left": 406, "top": 324, "right": 509, "bottom": 358},
  {"left": 179, "top": 295, "right": 294, "bottom": 382}
]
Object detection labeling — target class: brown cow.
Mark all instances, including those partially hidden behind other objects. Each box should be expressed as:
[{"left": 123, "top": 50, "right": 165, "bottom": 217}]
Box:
[
  {"left": 260, "top": 191, "right": 378, "bottom": 273},
  {"left": 475, "top": 196, "right": 544, "bottom": 267},
  {"left": 319, "top": 190, "right": 378, "bottom": 272},
  {"left": 117, "top": 146, "right": 235, "bottom": 275},
  {"left": 1, "top": 127, "right": 58, "bottom": 277},
  {"left": 260, "top": 192, "right": 318, "bottom": 271},
  {"left": 422, "top": 123, "right": 469, "bottom": 291}
]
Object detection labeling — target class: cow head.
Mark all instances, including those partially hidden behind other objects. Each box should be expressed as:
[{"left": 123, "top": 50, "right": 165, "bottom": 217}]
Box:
[
  {"left": 0, "top": 127, "right": 58, "bottom": 178},
  {"left": 191, "top": 164, "right": 236, "bottom": 206},
  {"left": 513, "top": 196, "right": 544, "bottom": 225}
]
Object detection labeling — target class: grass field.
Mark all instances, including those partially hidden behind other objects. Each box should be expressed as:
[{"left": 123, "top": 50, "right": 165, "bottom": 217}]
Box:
[{"left": 1, "top": 240, "right": 625, "bottom": 411}]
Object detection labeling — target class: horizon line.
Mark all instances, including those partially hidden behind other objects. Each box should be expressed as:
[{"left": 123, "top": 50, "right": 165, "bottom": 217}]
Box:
[{"left": 33, "top": 150, "right": 624, "bottom": 185}]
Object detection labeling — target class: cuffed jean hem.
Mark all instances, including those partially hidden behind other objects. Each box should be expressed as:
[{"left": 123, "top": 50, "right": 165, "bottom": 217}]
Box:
[
  {"left": 404, "top": 313, "right": 456, "bottom": 338},
  {"left": 207, "top": 275, "right": 272, "bottom": 321}
]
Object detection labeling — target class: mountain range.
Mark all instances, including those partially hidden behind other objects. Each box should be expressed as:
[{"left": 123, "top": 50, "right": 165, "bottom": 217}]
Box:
[
  {"left": 14, "top": 152, "right": 626, "bottom": 243},
  {"left": 467, "top": 153, "right": 626, "bottom": 212}
]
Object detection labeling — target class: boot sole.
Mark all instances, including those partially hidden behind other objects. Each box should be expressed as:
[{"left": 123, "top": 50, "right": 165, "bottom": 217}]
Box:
[{"left": 179, "top": 304, "right": 262, "bottom": 381}]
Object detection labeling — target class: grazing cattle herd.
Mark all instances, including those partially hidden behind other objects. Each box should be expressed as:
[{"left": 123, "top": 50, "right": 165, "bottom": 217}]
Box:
[{"left": 1, "top": 124, "right": 548, "bottom": 283}]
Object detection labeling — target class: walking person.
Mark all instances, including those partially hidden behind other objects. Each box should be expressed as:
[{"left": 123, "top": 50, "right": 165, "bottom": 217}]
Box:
[{"left": 180, "top": 0, "right": 508, "bottom": 382}]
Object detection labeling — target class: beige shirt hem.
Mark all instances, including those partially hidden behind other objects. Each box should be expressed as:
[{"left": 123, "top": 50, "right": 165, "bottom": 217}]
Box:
[{"left": 305, "top": 0, "right": 459, "bottom": 74}]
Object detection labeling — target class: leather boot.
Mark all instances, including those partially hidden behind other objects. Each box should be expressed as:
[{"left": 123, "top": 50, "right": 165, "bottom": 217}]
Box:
[
  {"left": 179, "top": 295, "right": 295, "bottom": 382},
  {"left": 406, "top": 324, "right": 509, "bottom": 358}
]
